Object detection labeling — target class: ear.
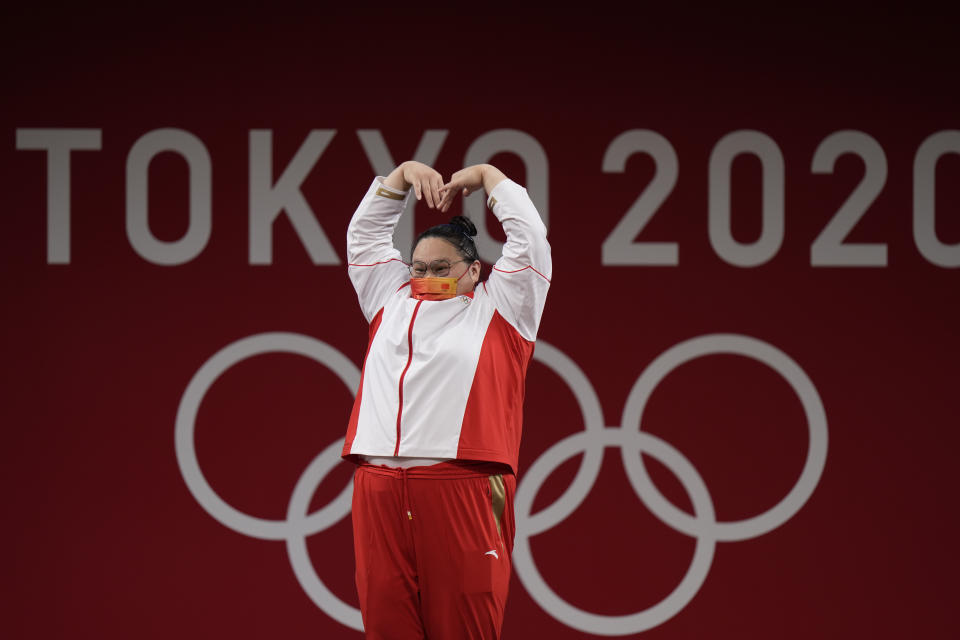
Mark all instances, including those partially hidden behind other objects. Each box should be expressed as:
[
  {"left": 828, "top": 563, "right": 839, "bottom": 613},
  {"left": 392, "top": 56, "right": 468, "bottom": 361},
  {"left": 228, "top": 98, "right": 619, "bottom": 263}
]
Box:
[{"left": 470, "top": 260, "right": 481, "bottom": 283}]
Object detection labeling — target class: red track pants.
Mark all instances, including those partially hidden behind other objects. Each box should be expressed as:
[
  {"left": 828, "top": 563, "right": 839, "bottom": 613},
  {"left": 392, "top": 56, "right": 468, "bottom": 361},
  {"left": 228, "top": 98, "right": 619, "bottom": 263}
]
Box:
[{"left": 352, "top": 461, "right": 517, "bottom": 639}]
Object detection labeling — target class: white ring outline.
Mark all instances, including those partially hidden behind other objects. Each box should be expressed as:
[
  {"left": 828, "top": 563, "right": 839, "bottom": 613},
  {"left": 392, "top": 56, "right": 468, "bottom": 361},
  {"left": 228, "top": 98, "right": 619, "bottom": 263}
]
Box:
[
  {"left": 174, "top": 332, "right": 364, "bottom": 630},
  {"left": 513, "top": 427, "right": 716, "bottom": 636},
  {"left": 285, "top": 439, "right": 364, "bottom": 630},
  {"left": 620, "top": 334, "right": 828, "bottom": 541},
  {"left": 522, "top": 341, "right": 606, "bottom": 535}
]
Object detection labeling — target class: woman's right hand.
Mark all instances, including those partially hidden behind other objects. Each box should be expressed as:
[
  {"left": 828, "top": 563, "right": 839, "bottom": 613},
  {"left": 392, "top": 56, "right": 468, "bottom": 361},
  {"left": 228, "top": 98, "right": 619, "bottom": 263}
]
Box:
[{"left": 384, "top": 161, "right": 445, "bottom": 209}]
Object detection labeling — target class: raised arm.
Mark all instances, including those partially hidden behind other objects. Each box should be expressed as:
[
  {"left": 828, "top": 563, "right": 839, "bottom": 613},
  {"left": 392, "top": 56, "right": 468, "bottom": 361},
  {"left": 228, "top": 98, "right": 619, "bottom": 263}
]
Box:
[
  {"left": 439, "top": 165, "right": 552, "bottom": 341},
  {"left": 347, "top": 161, "right": 445, "bottom": 322}
]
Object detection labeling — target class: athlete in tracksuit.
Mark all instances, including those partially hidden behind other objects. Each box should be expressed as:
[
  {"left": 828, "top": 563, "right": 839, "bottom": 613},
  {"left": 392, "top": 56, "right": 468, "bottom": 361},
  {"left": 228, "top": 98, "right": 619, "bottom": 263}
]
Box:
[{"left": 342, "top": 160, "right": 551, "bottom": 639}]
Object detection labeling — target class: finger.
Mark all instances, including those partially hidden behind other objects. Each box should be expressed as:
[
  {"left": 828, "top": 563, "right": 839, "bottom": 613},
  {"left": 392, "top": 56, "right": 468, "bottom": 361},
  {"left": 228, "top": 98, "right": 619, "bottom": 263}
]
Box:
[
  {"left": 428, "top": 176, "right": 443, "bottom": 209},
  {"left": 423, "top": 180, "right": 435, "bottom": 208},
  {"left": 413, "top": 179, "right": 422, "bottom": 201},
  {"left": 438, "top": 184, "right": 454, "bottom": 212},
  {"left": 439, "top": 180, "right": 458, "bottom": 199},
  {"left": 439, "top": 180, "right": 459, "bottom": 212},
  {"left": 431, "top": 176, "right": 443, "bottom": 210},
  {"left": 441, "top": 189, "right": 455, "bottom": 212}
]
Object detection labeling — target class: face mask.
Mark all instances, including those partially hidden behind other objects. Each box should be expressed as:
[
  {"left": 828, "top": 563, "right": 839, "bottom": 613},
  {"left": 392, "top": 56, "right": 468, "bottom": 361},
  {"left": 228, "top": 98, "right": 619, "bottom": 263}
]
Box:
[{"left": 410, "top": 270, "right": 470, "bottom": 300}]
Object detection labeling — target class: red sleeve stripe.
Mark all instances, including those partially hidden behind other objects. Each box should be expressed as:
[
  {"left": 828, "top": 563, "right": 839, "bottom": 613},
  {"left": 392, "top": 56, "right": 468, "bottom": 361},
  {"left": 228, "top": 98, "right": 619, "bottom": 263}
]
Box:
[
  {"left": 492, "top": 265, "right": 551, "bottom": 283},
  {"left": 348, "top": 258, "right": 408, "bottom": 267}
]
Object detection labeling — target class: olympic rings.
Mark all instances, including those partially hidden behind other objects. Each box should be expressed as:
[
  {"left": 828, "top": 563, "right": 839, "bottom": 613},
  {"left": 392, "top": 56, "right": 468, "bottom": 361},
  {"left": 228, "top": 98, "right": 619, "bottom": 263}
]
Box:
[{"left": 175, "top": 332, "right": 828, "bottom": 636}]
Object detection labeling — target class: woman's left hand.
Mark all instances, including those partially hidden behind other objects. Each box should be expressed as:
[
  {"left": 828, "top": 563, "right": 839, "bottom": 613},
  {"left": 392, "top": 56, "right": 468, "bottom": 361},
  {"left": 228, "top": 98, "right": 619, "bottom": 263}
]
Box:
[
  {"left": 438, "top": 164, "right": 507, "bottom": 213},
  {"left": 438, "top": 165, "right": 485, "bottom": 213}
]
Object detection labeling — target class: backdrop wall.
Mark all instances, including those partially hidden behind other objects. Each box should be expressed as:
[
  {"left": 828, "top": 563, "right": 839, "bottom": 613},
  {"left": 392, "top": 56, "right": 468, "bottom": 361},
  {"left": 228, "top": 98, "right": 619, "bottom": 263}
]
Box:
[{"left": 2, "top": 5, "right": 958, "bottom": 638}]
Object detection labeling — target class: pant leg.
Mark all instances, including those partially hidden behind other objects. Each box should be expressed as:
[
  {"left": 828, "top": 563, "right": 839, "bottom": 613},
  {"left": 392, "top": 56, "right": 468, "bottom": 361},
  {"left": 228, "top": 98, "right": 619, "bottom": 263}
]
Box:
[
  {"left": 410, "top": 472, "right": 517, "bottom": 640},
  {"left": 352, "top": 466, "right": 425, "bottom": 640}
]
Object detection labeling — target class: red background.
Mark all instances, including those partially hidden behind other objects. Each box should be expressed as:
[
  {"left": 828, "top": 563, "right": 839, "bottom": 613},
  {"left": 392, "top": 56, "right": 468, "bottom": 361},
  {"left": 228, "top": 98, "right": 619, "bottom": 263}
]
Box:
[{"left": 2, "top": 4, "right": 958, "bottom": 638}]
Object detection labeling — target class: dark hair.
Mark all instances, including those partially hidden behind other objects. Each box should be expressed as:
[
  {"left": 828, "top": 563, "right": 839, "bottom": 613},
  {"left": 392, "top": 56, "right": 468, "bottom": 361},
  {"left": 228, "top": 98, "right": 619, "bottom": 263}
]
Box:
[{"left": 411, "top": 216, "right": 480, "bottom": 263}]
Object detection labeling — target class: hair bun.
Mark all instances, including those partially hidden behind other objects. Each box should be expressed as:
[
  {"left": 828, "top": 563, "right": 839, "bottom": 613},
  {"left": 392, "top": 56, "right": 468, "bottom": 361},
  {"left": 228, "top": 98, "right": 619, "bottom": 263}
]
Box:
[{"left": 448, "top": 215, "right": 478, "bottom": 238}]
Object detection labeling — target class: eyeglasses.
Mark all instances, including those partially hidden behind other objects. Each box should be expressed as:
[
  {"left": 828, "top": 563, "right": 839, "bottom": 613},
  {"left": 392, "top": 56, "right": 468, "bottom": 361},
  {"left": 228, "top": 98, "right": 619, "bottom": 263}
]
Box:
[{"left": 409, "top": 259, "right": 469, "bottom": 278}]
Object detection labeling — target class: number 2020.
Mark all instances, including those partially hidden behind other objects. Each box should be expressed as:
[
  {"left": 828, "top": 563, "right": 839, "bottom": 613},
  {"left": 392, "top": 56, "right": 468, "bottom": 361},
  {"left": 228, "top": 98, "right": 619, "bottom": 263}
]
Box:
[{"left": 601, "top": 129, "right": 960, "bottom": 268}]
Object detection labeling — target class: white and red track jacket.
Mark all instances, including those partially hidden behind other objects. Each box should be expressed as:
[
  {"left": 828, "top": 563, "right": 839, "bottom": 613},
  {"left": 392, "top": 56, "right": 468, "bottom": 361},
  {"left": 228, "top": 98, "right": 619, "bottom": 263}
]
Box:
[{"left": 341, "top": 177, "right": 552, "bottom": 474}]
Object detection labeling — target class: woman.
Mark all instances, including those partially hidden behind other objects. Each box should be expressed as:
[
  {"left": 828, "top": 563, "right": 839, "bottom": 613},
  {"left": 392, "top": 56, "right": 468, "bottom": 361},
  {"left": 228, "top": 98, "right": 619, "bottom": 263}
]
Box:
[{"left": 342, "top": 160, "right": 551, "bottom": 639}]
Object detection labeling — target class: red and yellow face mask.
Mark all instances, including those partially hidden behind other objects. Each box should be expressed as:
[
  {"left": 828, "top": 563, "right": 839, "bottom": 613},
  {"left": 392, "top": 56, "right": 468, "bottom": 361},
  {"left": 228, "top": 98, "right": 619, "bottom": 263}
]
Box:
[{"left": 410, "top": 276, "right": 460, "bottom": 300}]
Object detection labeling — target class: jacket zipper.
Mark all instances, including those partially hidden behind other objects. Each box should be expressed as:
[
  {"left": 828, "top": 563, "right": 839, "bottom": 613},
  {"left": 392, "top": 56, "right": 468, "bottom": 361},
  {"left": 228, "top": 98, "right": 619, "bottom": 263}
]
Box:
[{"left": 394, "top": 299, "right": 423, "bottom": 456}]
